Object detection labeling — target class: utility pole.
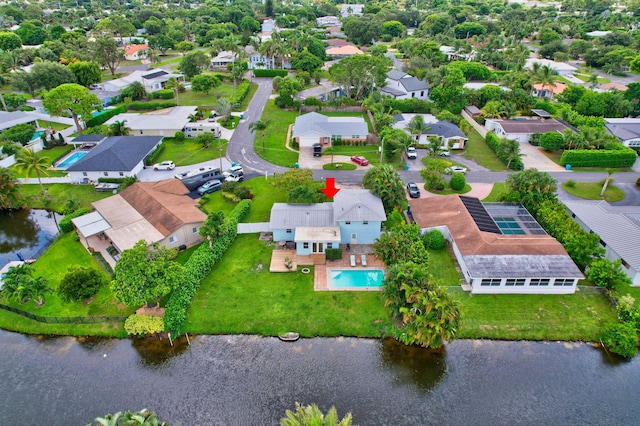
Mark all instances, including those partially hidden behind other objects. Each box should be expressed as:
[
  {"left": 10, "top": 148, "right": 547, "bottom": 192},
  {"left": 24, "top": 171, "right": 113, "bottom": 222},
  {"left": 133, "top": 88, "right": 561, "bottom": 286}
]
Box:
[{"left": 379, "top": 137, "right": 384, "bottom": 164}]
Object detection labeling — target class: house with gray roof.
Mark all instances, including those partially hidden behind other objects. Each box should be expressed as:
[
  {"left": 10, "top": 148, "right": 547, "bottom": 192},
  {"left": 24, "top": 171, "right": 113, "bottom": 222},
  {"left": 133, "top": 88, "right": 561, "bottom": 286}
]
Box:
[
  {"left": 604, "top": 118, "right": 640, "bottom": 148},
  {"left": 292, "top": 112, "right": 369, "bottom": 147},
  {"left": 485, "top": 118, "right": 574, "bottom": 143},
  {"left": 269, "top": 189, "right": 386, "bottom": 256},
  {"left": 104, "top": 106, "right": 197, "bottom": 137},
  {"left": 66, "top": 136, "right": 162, "bottom": 181},
  {"left": 410, "top": 195, "right": 583, "bottom": 294},
  {"left": 381, "top": 70, "right": 429, "bottom": 100},
  {"left": 102, "top": 69, "right": 184, "bottom": 93},
  {"left": 564, "top": 200, "right": 640, "bottom": 286},
  {"left": 0, "top": 111, "right": 39, "bottom": 133},
  {"left": 393, "top": 114, "right": 468, "bottom": 149}
]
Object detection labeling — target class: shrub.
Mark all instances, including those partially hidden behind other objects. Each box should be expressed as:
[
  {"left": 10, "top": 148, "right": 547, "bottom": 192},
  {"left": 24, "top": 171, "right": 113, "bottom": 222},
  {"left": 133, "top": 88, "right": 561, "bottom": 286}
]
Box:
[
  {"left": 0, "top": 123, "right": 36, "bottom": 145},
  {"left": 57, "top": 266, "right": 107, "bottom": 302},
  {"left": 253, "top": 69, "right": 288, "bottom": 77},
  {"left": 599, "top": 322, "right": 639, "bottom": 358},
  {"left": 174, "top": 131, "right": 184, "bottom": 141},
  {"left": 450, "top": 172, "right": 466, "bottom": 190},
  {"left": 540, "top": 132, "right": 564, "bottom": 152},
  {"left": 234, "top": 186, "right": 251, "bottom": 199},
  {"left": 128, "top": 101, "right": 177, "bottom": 111},
  {"left": 124, "top": 314, "right": 165, "bottom": 336},
  {"left": 150, "top": 89, "right": 175, "bottom": 99},
  {"left": 145, "top": 143, "right": 165, "bottom": 166},
  {"left": 560, "top": 148, "right": 637, "bottom": 168},
  {"left": 565, "top": 179, "right": 576, "bottom": 188},
  {"left": 304, "top": 97, "right": 322, "bottom": 106},
  {"left": 423, "top": 229, "right": 446, "bottom": 250},
  {"left": 529, "top": 133, "right": 541, "bottom": 146},
  {"left": 1, "top": 142, "right": 18, "bottom": 156},
  {"left": 59, "top": 208, "right": 91, "bottom": 233},
  {"left": 325, "top": 248, "right": 343, "bottom": 260},
  {"left": 229, "top": 80, "right": 251, "bottom": 105},
  {"left": 221, "top": 181, "right": 238, "bottom": 193},
  {"left": 85, "top": 104, "right": 127, "bottom": 128}
]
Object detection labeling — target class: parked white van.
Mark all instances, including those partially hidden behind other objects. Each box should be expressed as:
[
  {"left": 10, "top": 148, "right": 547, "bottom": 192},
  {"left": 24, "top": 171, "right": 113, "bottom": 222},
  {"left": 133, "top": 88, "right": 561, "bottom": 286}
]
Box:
[{"left": 183, "top": 123, "right": 222, "bottom": 138}]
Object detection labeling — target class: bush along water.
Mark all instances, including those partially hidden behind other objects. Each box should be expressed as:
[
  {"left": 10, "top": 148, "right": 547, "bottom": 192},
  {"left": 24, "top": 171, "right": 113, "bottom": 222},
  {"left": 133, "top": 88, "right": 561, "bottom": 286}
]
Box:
[{"left": 163, "top": 200, "right": 251, "bottom": 333}]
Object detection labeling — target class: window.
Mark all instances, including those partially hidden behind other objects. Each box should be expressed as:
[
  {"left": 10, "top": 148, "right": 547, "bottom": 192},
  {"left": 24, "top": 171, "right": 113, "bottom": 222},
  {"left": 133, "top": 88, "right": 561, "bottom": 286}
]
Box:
[
  {"left": 119, "top": 172, "right": 124, "bottom": 177},
  {"left": 411, "top": 92, "right": 415, "bottom": 98},
  {"left": 530, "top": 278, "right": 550, "bottom": 286},
  {"left": 327, "top": 243, "right": 333, "bottom": 249},
  {"left": 286, "top": 229, "right": 292, "bottom": 233},
  {"left": 505, "top": 279, "right": 525, "bottom": 286},
  {"left": 480, "top": 278, "right": 501, "bottom": 286},
  {"left": 420, "top": 91, "right": 424, "bottom": 97},
  {"left": 103, "top": 172, "right": 108, "bottom": 177},
  {"left": 169, "top": 236, "right": 177, "bottom": 243},
  {"left": 82, "top": 172, "right": 87, "bottom": 177},
  {"left": 363, "top": 221, "right": 368, "bottom": 225},
  {"left": 303, "top": 242, "right": 309, "bottom": 249},
  {"left": 192, "top": 227, "right": 198, "bottom": 233},
  {"left": 554, "top": 278, "right": 574, "bottom": 286},
  {"left": 345, "top": 221, "right": 351, "bottom": 225}
]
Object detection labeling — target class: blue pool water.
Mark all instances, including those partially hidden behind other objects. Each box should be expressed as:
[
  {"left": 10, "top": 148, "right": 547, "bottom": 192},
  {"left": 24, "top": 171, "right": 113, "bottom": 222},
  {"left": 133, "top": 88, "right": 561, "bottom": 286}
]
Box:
[
  {"left": 57, "top": 152, "right": 87, "bottom": 169},
  {"left": 329, "top": 269, "right": 384, "bottom": 290},
  {"left": 31, "top": 130, "right": 45, "bottom": 141}
]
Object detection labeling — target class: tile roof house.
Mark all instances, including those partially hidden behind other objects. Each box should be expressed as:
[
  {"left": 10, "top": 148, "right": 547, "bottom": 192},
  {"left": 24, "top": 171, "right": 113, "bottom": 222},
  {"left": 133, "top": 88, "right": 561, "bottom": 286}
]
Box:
[
  {"left": 102, "top": 69, "right": 184, "bottom": 94},
  {"left": 393, "top": 114, "right": 467, "bottom": 149},
  {"left": 524, "top": 58, "right": 577, "bottom": 77},
  {"left": 532, "top": 82, "right": 568, "bottom": 99},
  {"left": 292, "top": 112, "right": 368, "bottom": 147},
  {"left": 381, "top": 70, "right": 429, "bottom": 100},
  {"left": 65, "top": 135, "right": 162, "bottom": 181},
  {"left": 269, "top": 189, "right": 386, "bottom": 256},
  {"left": 104, "top": 106, "right": 197, "bottom": 137},
  {"left": 72, "top": 179, "right": 207, "bottom": 267},
  {"left": 409, "top": 195, "right": 583, "bottom": 294},
  {"left": 604, "top": 118, "right": 640, "bottom": 148},
  {"left": 325, "top": 45, "right": 363, "bottom": 57},
  {"left": 124, "top": 44, "right": 149, "bottom": 61},
  {"left": 564, "top": 200, "right": 640, "bottom": 286},
  {"left": 485, "top": 118, "right": 574, "bottom": 143}
]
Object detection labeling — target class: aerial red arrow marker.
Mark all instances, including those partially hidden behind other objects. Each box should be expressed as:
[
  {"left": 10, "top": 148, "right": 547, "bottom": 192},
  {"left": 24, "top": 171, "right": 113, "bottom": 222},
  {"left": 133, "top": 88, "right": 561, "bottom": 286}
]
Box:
[{"left": 321, "top": 177, "right": 340, "bottom": 199}]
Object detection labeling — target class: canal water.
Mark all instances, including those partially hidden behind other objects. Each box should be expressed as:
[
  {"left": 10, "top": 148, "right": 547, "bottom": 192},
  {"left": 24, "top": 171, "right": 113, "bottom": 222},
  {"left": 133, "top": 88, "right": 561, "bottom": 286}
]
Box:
[
  {"left": 0, "top": 209, "right": 60, "bottom": 268},
  {"left": 1, "top": 330, "right": 639, "bottom": 425}
]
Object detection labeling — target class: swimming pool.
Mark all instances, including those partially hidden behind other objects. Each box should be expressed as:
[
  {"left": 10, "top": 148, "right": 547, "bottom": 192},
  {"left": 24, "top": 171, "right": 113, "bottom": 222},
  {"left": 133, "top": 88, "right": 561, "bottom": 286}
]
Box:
[
  {"left": 57, "top": 152, "right": 87, "bottom": 169},
  {"left": 31, "top": 130, "right": 45, "bottom": 141},
  {"left": 494, "top": 217, "right": 525, "bottom": 235},
  {"left": 329, "top": 269, "right": 384, "bottom": 290}
]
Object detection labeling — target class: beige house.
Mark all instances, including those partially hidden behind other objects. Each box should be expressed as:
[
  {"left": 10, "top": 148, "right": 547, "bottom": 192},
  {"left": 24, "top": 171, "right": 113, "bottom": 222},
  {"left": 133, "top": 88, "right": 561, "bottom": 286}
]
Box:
[
  {"left": 72, "top": 179, "right": 207, "bottom": 267},
  {"left": 103, "top": 106, "right": 197, "bottom": 137}
]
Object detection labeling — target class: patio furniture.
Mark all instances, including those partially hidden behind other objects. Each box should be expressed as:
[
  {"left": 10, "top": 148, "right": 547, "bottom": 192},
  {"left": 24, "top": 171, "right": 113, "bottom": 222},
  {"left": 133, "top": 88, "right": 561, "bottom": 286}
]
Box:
[
  {"left": 361, "top": 255, "right": 367, "bottom": 266},
  {"left": 350, "top": 255, "right": 356, "bottom": 267}
]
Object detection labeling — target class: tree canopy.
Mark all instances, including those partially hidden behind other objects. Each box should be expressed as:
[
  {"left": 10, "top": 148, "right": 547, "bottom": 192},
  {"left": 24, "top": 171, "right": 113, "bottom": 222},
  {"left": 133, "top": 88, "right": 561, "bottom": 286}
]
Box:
[
  {"left": 42, "top": 83, "right": 102, "bottom": 135},
  {"left": 363, "top": 164, "right": 405, "bottom": 214}
]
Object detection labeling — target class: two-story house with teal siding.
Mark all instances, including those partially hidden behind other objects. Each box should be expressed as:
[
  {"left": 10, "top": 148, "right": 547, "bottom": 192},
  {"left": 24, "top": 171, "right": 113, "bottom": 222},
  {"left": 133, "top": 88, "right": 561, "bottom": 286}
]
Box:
[{"left": 269, "top": 190, "right": 386, "bottom": 256}]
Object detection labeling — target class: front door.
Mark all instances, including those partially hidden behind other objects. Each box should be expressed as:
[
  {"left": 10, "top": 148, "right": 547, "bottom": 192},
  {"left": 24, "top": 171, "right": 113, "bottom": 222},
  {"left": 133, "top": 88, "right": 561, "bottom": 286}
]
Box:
[
  {"left": 312, "top": 242, "right": 324, "bottom": 253},
  {"left": 350, "top": 233, "right": 357, "bottom": 246}
]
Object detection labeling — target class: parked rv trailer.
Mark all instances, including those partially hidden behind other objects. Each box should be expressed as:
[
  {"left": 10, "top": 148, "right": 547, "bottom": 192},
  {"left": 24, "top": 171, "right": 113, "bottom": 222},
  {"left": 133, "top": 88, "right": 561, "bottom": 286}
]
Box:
[
  {"left": 183, "top": 123, "right": 222, "bottom": 138},
  {"left": 175, "top": 166, "right": 224, "bottom": 190}
]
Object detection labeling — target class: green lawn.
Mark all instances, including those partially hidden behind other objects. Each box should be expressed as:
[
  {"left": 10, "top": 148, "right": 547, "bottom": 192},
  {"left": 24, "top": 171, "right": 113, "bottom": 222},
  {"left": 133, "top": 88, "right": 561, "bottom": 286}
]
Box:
[
  {"left": 482, "top": 182, "right": 507, "bottom": 202},
  {"left": 424, "top": 183, "right": 472, "bottom": 195},
  {"left": 177, "top": 81, "right": 236, "bottom": 107},
  {"left": 11, "top": 145, "right": 72, "bottom": 178},
  {"left": 0, "top": 233, "right": 134, "bottom": 336},
  {"left": 37, "top": 120, "right": 72, "bottom": 131},
  {"left": 573, "top": 72, "right": 609, "bottom": 84},
  {"left": 18, "top": 183, "right": 111, "bottom": 213},
  {"left": 460, "top": 123, "right": 506, "bottom": 171},
  {"left": 156, "top": 137, "right": 227, "bottom": 166},
  {"left": 323, "top": 162, "right": 356, "bottom": 170},
  {"left": 323, "top": 145, "right": 383, "bottom": 166},
  {"left": 562, "top": 181, "right": 625, "bottom": 202},
  {"left": 429, "top": 248, "right": 463, "bottom": 285},
  {"left": 256, "top": 100, "right": 300, "bottom": 167},
  {"left": 183, "top": 234, "right": 391, "bottom": 337}
]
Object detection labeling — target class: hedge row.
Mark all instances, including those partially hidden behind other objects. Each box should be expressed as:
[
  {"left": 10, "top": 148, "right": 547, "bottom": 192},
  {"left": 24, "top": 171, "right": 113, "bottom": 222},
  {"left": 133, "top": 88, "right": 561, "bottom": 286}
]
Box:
[
  {"left": 128, "top": 101, "right": 177, "bottom": 111},
  {"left": 253, "top": 69, "right": 288, "bottom": 77},
  {"left": 485, "top": 132, "right": 524, "bottom": 171},
  {"left": 150, "top": 89, "right": 175, "bottom": 99},
  {"left": 560, "top": 148, "right": 637, "bottom": 168},
  {"left": 229, "top": 80, "right": 251, "bottom": 105},
  {"left": 85, "top": 105, "right": 127, "bottom": 128},
  {"left": 384, "top": 98, "right": 434, "bottom": 114},
  {"left": 163, "top": 199, "right": 252, "bottom": 333},
  {"left": 145, "top": 143, "right": 165, "bottom": 166},
  {"left": 59, "top": 208, "right": 92, "bottom": 233}
]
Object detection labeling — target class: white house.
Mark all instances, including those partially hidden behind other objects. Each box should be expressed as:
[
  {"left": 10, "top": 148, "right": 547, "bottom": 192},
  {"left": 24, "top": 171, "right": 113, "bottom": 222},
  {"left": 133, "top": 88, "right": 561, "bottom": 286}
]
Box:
[
  {"left": 104, "top": 106, "right": 197, "bottom": 137},
  {"left": 210, "top": 50, "right": 235, "bottom": 68},
  {"left": 124, "top": 44, "right": 149, "bottom": 61},
  {"left": 261, "top": 19, "right": 276, "bottom": 33},
  {"left": 102, "top": 69, "right": 184, "bottom": 94},
  {"left": 604, "top": 118, "right": 640, "bottom": 148},
  {"left": 524, "top": 58, "right": 577, "bottom": 78},
  {"left": 440, "top": 45, "right": 477, "bottom": 62},
  {"left": 291, "top": 112, "right": 368, "bottom": 147},
  {"left": 269, "top": 189, "right": 386, "bottom": 256},
  {"left": 316, "top": 16, "right": 342, "bottom": 27},
  {"left": 65, "top": 135, "right": 163, "bottom": 181},
  {"left": 485, "top": 118, "right": 574, "bottom": 143},
  {"left": 564, "top": 200, "right": 640, "bottom": 286},
  {"left": 246, "top": 45, "right": 291, "bottom": 70},
  {"left": 340, "top": 4, "right": 364, "bottom": 17},
  {"left": 381, "top": 70, "right": 429, "bottom": 100},
  {"left": 410, "top": 195, "right": 583, "bottom": 294},
  {"left": 393, "top": 114, "right": 467, "bottom": 149}
]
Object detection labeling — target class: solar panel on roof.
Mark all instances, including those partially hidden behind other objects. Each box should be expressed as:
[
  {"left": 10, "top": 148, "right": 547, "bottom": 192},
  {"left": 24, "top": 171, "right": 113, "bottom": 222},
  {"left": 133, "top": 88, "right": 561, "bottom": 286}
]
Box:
[
  {"left": 460, "top": 196, "right": 502, "bottom": 234},
  {"left": 142, "top": 70, "right": 169, "bottom": 79}
]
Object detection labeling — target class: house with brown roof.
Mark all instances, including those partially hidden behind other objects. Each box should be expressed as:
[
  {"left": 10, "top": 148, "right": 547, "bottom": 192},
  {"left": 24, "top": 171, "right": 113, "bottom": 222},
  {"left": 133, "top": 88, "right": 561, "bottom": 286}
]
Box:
[
  {"left": 409, "top": 195, "right": 583, "bottom": 294},
  {"left": 124, "top": 44, "right": 149, "bottom": 61},
  {"left": 326, "top": 45, "right": 363, "bottom": 58},
  {"left": 532, "top": 82, "right": 567, "bottom": 99},
  {"left": 484, "top": 118, "right": 574, "bottom": 143},
  {"left": 72, "top": 179, "right": 207, "bottom": 267}
]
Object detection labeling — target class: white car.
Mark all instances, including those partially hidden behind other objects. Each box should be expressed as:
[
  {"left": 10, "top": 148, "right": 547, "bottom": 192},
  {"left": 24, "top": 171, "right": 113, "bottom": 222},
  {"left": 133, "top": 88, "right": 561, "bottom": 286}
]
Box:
[
  {"left": 223, "top": 165, "right": 244, "bottom": 178},
  {"left": 406, "top": 147, "right": 417, "bottom": 159},
  {"left": 439, "top": 150, "right": 451, "bottom": 157},
  {"left": 153, "top": 161, "right": 175, "bottom": 171},
  {"left": 446, "top": 166, "right": 467, "bottom": 174},
  {"left": 225, "top": 173, "right": 244, "bottom": 182}
]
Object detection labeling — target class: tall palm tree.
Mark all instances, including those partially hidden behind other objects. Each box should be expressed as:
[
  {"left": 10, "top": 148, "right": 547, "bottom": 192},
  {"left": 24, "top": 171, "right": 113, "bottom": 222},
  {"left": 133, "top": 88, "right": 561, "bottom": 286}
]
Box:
[
  {"left": 497, "top": 138, "right": 523, "bottom": 170},
  {"left": 15, "top": 148, "right": 50, "bottom": 196},
  {"left": 531, "top": 64, "right": 558, "bottom": 98},
  {"left": 108, "top": 120, "right": 131, "bottom": 136},
  {"left": 214, "top": 98, "right": 233, "bottom": 124},
  {"left": 405, "top": 115, "right": 431, "bottom": 144},
  {"left": 165, "top": 77, "right": 184, "bottom": 105},
  {"left": 390, "top": 131, "right": 415, "bottom": 167},
  {"left": 249, "top": 119, "right": 270, "bottom": 152}
]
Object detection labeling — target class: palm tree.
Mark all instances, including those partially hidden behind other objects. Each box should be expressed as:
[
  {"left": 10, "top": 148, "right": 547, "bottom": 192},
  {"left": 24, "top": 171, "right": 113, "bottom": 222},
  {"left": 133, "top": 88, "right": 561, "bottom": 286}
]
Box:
[
  {"left": 164, "top": 77, "right": 184, "bottom": 105},
  {"left": 214, "top": 98, "right": 233, "bottom": 124},
  {"left": 15, "top": 148, "right": 50, "bottom": 196},
  {"left": 108, "top": 120, "right": 131, "bottom": 136},
  {"left": 405, "top": 115, "right": 431, "bottom": 144},
  {"left": 390, "top": 131, "right": 415, "bottom": 166},
  {"left": 481, "top": 101, "right": 503, "bottom": 119},
  {"left": 29, "top": 275, "right": 52, "bottom": 306},
  {"left": 249, "top": 119, "right": 270, "bottom": 152},
  {"left": 532, "top": 65, "right": 558, "bottom": 98},
  {"left": 497, "top": 138, "right": 523, "bottom": 170}
]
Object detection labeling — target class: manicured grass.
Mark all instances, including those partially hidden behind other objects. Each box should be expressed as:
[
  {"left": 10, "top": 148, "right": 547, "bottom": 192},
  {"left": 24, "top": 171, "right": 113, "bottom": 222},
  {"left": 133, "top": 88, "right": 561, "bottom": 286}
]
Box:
[
  {"left": 322, "top": 162, "right": 356, "bottom": 170},
  {"left": 18, "top": 183, "right": 111, "bottom": 213},
  {"left": 482, "top": 182, "right": 507, "bottom": 202},
  {"left": 176, "top": 80, "right": 237, "bottom": 107},
  {"left": 219, "top": 116, "right": 240, "bottom": 129},
  {"left": 562, "top": 181, "right": 625, "bottom": 202},
  {"left": 573, "top": 72, "right": 609, "bottom": 84},
  {"left": 429, "top": 248, "right": 462, "bottom": 285},
  {"left": 452, "top": 289, "right": 618, "bottom": 341},
  {"left": 424, "top": 183, "right": 472, "bottom": 195},
  {"left": 156, "top": 138, "right": 227, "bottom": 166},
  {"left": 323, "top": 145, "right": 383, "bottom": 166},
  {"left": 184, "top": 234, "right": 391, "bottom": 337},
  {"left": 200, "top": 176, "right": 288, "bottom": 222},
  {"left": 38, "top": 120, "right": 71, "bottom": 131},
  {"left": 460, "top": 123, "right": 506, "bottom": 171},
  {"left": 256, "top": 100, "right": 300, "bottom": 167},
  {"left": 0, "top": 233, "right": 134, "bottom": 336},
  {"left": 11, "top": 145, "right": 72, "bottom": 178}
]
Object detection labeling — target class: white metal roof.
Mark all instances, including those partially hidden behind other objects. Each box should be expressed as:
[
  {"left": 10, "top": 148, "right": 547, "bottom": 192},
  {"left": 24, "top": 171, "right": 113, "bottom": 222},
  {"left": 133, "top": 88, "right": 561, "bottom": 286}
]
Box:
[{"left": 71, "top": 211, "right": 111, "bottom": 238}]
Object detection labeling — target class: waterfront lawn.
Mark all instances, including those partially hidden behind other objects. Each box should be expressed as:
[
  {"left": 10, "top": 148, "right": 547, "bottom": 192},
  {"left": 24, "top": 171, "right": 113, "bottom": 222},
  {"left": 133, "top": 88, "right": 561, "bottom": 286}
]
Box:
[
  {"left": 256, "top": 100, "right": 299, "bottom": 167},
  {"left": 156, "top": 137, "right": 227, "bottom": 166},
  {"left": 18, "top": 183, "right": 111, "bottom": 212},
  {"left": 453, "top": 290, "right": 618, "bottom": 341},
  {"left": 561, "top": 182, "right": 625, "bottom": 203},
  {"left": 184, "top": 234, "right": 391, "bottom": 337},
  {"left": 11, "top": 145, "right": 72, "bottom": 178},
  {"left": 460, "top": 124, "right": 505, "bottom": 171}
]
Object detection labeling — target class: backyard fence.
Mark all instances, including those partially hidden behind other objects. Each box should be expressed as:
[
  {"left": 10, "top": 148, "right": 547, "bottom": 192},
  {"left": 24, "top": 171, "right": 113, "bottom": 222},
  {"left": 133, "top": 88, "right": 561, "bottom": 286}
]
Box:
[
  {"left": 577, "top": 286, "right": 606, "bottom": 295},
  {"left": 0, "top": 303, "right": 127, "bottom": 324}
]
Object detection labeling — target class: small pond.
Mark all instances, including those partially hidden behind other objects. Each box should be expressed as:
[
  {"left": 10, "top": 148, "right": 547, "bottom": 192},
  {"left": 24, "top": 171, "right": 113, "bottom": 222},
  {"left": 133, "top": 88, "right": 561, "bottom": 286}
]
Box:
[{"left": 0, "top": 208, "right": 61, "bottom": 268}]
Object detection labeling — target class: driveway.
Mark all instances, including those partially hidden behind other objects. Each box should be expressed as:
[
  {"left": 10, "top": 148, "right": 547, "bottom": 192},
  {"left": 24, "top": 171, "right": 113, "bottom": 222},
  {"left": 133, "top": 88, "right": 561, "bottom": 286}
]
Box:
[{"left": 519, "top": 143, "right": 566, "bottom": 172}]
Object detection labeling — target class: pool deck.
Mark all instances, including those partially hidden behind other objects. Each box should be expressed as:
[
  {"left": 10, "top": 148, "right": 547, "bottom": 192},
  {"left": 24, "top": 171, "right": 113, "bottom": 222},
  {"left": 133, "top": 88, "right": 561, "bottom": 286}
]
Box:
[{"left": 316, "top": 255, "right": 385, "bottom": 291}]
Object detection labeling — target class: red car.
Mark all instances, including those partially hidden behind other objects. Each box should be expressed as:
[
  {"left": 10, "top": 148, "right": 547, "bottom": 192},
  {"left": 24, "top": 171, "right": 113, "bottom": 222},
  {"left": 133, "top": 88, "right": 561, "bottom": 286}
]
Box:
[{"left": 351, "top": 156, "right": 369, "bottom": 166}]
